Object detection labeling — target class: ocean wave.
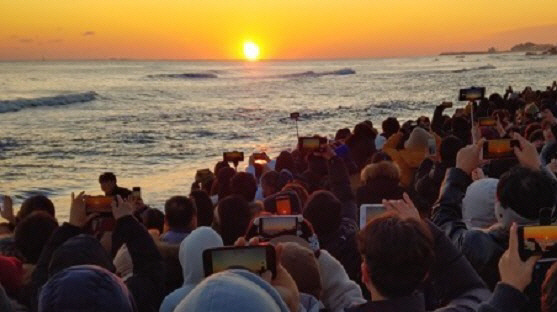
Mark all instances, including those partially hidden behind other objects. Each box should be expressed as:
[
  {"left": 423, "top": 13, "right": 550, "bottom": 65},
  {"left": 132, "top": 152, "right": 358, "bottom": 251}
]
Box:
[
  {"left": 0, "top": 91, "right": 98, "bottom": 114},
  {"left": 452, "top": 65, "right": 496, "bottom": 73},
  {"left": 146, "top": 73, "right": 219, "bottom": 79},
  {"left": 273, "top": 68, "right": 356, "bottom": 79}
]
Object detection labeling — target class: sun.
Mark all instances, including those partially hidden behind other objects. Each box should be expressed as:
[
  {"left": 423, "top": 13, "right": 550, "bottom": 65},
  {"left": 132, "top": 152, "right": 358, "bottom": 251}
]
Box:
[{"left": 243, "top": 41, "right": 260, "bottom": 61}]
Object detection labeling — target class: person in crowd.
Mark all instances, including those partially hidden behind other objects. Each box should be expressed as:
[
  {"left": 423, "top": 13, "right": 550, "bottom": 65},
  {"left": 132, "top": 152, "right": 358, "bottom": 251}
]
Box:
[
  {"left": 14, "top": 211, "right": 58, "bottom": 264},
  {"left": 356, "top": 161, "right": 404, "bottom": 207},
  {"left": 383, "top": 126, "right": 434, "bottom": 187},
  {"left": 303, "top": 145, "right": 361, "bottom": 287},
  {"left": 213, "top": 195, "right": 251, "bottom": 246},
  {"left": 414, "top": 135, "right": 464, "bottom": 211},
  {"left": 282, "top": 182, "right": 310, "bottom": 209},
  {"left": 275, "top": 151, "right": 297, "bottom": 176},
  {"left": 375, "top": 117, "right": 400, "bottom": 150},
  {"left": 160, "top": 227, "right": 223, "bottom": 312},
  {"left": 432, "top": 134, "right": 557, "bottom": 289},
  {"left": 230, "top": 172, "right": 258, "bottom": 203},
  {"left": 210, "top": 167, "right": 236, "bottom": 203},
  {"left": 30, "top": 193, "right": 164, "bottom": 312},
  {"left": 190, "top": 190, "right": 214, "bottom": 227},
  {"left": 141, "top": 208, "right": 164, "bottom": 237},
  {"left": 99, "top": 172, "right": 132, "bottom": 199},
  {"left": 260, "top": 170, "right": 281, "bottom": 199},
  {"left": 161, "top": 196, "right": 197, "bottom": 244},
  {"left": 461, "top": 178, "right": 499, "bottom": 229},
  {"left": 349, "top": 195, "right": 490, "bottom": 312}
]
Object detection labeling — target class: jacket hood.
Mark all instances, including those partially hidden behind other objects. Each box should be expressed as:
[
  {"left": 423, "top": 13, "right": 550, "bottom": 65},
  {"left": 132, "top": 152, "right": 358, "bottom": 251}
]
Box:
[
  {"left": 179, "top": 226, "right": 223, "bottom": 285},
  {"left": 39, "top": 265, "right": 136, "bottom": 312},
  {"left": 398, "top": 149, "right": 427, "bottom": 168},
  {"left": 463, "top": 178, "right": 499, "bottom": 229},
  {"left": 174, "top": 269, "right": 289, "bottom": 312},
  {"left": 48, "top": 234, "right": 115, "bottom": 277}
]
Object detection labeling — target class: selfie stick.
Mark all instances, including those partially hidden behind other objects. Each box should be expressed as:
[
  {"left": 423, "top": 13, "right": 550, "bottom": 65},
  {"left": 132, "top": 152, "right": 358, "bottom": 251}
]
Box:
[{"left": 295, "top": 118, "right": 299, "bottom": 138}]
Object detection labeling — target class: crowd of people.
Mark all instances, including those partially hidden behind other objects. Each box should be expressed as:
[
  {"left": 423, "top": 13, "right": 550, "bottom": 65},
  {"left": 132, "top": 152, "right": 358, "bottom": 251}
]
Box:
[{"left": 1, "top": 81, "right": 557, "bottom": 312}]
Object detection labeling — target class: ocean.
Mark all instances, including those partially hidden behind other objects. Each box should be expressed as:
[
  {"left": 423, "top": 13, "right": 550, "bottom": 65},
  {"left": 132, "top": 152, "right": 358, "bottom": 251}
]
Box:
[{"left": 1, "top": 53, "right": 556, "bottom": 220}]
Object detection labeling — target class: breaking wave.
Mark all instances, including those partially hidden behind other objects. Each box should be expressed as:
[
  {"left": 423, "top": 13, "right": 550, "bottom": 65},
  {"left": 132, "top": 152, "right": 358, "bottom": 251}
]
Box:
[{"left": 0, "top": 91, "right": 98, "bottom": 114}]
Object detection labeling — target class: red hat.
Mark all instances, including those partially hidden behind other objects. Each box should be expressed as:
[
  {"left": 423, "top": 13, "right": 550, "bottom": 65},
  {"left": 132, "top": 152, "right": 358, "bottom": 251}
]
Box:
[{"left": 0, "top": 255, "right": 23, "bottom": 296}]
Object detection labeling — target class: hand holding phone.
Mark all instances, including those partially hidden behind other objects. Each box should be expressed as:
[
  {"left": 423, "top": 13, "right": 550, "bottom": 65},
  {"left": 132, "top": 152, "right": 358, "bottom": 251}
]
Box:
[
  {"left": 223, "top": 151, "right": 244, "bottom": 164},
  {"left": 482, "top": 139, "right": 519, "bottom": 160},
  {"left": 441, "top": 101, "right": 453, "bottom": 108},
  {"left": 501, "top": 224, "right": 541, "bottom": 292},
  {"left": 359, "top": 204, "right": 387, "bottom": 228}
]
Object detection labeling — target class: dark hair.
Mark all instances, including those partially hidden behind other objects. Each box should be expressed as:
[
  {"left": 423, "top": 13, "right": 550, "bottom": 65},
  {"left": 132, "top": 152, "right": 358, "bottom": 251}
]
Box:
[
  {"left": 370, "top": 151, "right": 392, "bottom": 163},
  {"left": 98, "top": 172, "right": 117, "bottom": 184},
  {"left": 261, "top": 171, "right": 280, "bottom": 193},
  {"left": 525, "top": 123, "right": 542, "bottom": 141},
  {"left": 230, "top": 172, "right": 257, "bottom": 202},
  {"left": 542, "top": 261, "right": 557, "bottom": 312},
  {"left": 529, "top": 129, "right": 545, "bottom": 143},
  {"left": 275, "top": 151, "right": 296, "bottom": 174},
  {"left": 358, "top": 214, "right": 434, "bottom": 298},
  {"left": 213, "top": 161, "right": 230, "bottom": 177},
  {"left": 18, "top": 195, "right": 55, "bottom": 221},
  {"left": 335, "top": 128, "right": 352, "bottom": 141},
  {"left": 451, "top": 117, "right": 471, "bottom": 144},
  {"left": 164, "top": 196, "right": 197, "bottom": 231},
  {"left": 216, "top": 195, "right": 251, "bottom": 246},
  {"left": 382, "top": 117, "right": 400, "bottom": 138},
  {"left": 142, "top": 208, "right": 164, "bottom": 234},
  {"left": 303, "top": 191, "right": 342, "bottom": 237},
  {"left": 190, "top": 190, "right": 214, "bottom": 227},
  {"left": 14, "top": 211, "right": 58, "bottom": 263},
  {"left": 497, "top": 167, "right": 557, "bottom": 220},
  {"left": 439, "top": 135, "right": 464, "bottom": 167},
  {"left": 213, "top": 167, "right": 236, "bottom": 200},
  {"left": 282, "top": 182, "right": 309, "bottom": 208}
]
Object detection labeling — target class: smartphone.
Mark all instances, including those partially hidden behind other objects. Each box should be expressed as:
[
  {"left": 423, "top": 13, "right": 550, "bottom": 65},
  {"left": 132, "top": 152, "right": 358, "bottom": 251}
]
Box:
[
  {"left": 518, "top": 225, "right": 557, "bottom": 261},
  {"left": 298, "top": 137, "right": 327, "bottom": 152},
  {"left": 257, "top": 215, "right": 301, "bottom": 237},
  {"left": 290, "top": 112, "right": 300, "bottom": 119},
  {"left": 253, "top": 152, "right": 267, "bottom": 161},
  {"left": 441, "top": 101, "right": 453, "bottom": 108},
  {"left": 131, "top": 187, "right": 141, "bottom": 200},
  {"left": 223, "top": 151, "right": 244, "bottom": 163},
  {"left": 459, "top": 87, "right": 486, "bottom": 101},
  {"left": 85, "top": 196, "right": 114, "bottom": 214},
  {"left": 478, "top": 117, "right": 497, "bottom": 127},
  {"left": 359, "top": 204, "right": 387, "bottom": 228},
  {"left": 203, "top": 245, "right": 276, "bottom": 278},
  {"left": 196, "top": 169, "right": 213, "bottom": 183},
  {"left": 482, "top": 139, "right": 519, "bottom": 159},
  {"left": 427, "top": 138, "right": 436, "bottom": 156},
  {"left": 275, "top": 195, "right": 292, "bottom": 215}
]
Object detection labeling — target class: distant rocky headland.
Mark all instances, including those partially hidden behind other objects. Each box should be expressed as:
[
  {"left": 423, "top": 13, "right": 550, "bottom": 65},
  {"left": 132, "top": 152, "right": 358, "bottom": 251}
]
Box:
[{"left": 440, "top": 42, "right": 557, "bottom": 56}]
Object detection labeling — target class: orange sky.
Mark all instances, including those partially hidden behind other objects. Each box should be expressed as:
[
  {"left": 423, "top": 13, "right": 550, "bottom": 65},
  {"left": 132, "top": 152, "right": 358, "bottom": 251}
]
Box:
[{"left": 1, "top": 0, "right": 556, "bottom": 60}]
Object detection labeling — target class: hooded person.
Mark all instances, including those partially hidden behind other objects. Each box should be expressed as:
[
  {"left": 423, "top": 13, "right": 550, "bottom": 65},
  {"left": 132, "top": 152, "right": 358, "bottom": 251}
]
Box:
[
  {"left": 174, "top": 269, "right": 290, "bottom": 312},
  {"left": 462, "top": 178, "right": 499, "bottom": 229},
  {"left": 48, "top": 234, "right": 116, "bottom": 276},
  {"left": 383, "top": 127, "right": 436, "bottom": 187},
  {"left": 159, "top": 227, "right": 223, "bottom": 312},
  {"left": 38, "top": 265, "right": 136, "bottom": 312}
]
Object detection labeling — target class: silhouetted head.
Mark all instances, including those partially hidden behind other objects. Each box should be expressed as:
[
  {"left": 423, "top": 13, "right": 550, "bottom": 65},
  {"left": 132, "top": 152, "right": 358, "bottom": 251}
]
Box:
[
  {"left": 215, "top": 195, "right": 251, "bottom": 245},
  {"left": 99, "top": 172, "right": 118, "bottom": 195},
  {"left": 164, "top": 196, "right": 197, "bottom": 232},
  {"left": 14, "top": 211, "right": 58, "bottom": 264},
  {"left": 439, "top": 135, "right": 464, "bottom": 167},
  {"left": 17, "top": 195, "right": 55, "bottom": 222},
  {"left": 190, "top": 190, "right": 214, "bottom": 227},
  {"left": 303, "top": 191, "right": 342, "bottom": 238},
  {"left": 230, "top": 172, "right": 257, "bottom": 202},
  {"left": 382, "top": 117, "right": 400, "bottom": 138}
]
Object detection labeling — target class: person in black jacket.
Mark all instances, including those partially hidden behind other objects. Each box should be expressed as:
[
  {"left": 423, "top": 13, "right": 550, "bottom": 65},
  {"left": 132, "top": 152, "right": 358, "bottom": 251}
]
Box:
[
  {"left": 347, "top": 194, "right": 490, "bottom": 312},
  {"left": 432, "top": 134, "right": 557, "bottom": 290},
  {"left": 30, "top": 192, "right": 164, "bottom": 312},
  {"left": 99, "top": 172, "right": 132, "bottom": 199}
]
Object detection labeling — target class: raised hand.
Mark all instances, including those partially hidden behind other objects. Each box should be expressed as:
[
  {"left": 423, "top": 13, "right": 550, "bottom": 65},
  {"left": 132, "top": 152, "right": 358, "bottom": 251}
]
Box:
[
  {"left": 69, "top": 192, "right": 97, "bottom": 228},
  {"left": 383, "top": 193, "right": 420, "bottom": 221},
  {"left": 456, "top": 139, "right": 485, "bottom": 176},
  {"left": 112, "top": 195, "right": 133, "bottom": 220},
  {"left": 513, "top": 133, "right": 541, "bottom": 171},
  {"left": 1, "top": 195, "right": 15, "bottom": 224}
]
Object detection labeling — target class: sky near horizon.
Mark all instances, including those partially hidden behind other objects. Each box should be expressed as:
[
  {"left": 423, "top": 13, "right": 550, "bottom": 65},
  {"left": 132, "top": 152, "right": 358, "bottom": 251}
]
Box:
[{"left": 1, "top": 0, "right": 557, "bottom": 60}]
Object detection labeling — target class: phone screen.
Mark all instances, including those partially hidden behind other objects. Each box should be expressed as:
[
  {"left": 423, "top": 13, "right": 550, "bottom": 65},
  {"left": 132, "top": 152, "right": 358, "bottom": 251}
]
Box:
[
  {"left": 522, "top": 226, "right": 557, "bottom": 253},
  {"left": 223, "top": 152, "right": 244, "bottom": 162},
  {"left": 300, "top": 138, "right": 320, "bottom": 151},
  {"left": 479, "top": 117, "right": 496, "bottom": 127},
  {"left": 483, "top": 139, "right": 518, "bottom": 159},
  {"left": 459, "top": 87, "right": 485, "bottom": 101},
  {"left": 204, "top": 246, "right": 275, "bottom": 278},
  {"left": 359, "top": 204, "right": 387, "bottom": 228},
  {"left": 85, "top": 196, "right": 114, "bottom": 214},
  {"left": 260, "top": 216, "right": 297, "bottom": 236},
  {"left": 276, "top": 197, "right": 292, "bottom": 215}
]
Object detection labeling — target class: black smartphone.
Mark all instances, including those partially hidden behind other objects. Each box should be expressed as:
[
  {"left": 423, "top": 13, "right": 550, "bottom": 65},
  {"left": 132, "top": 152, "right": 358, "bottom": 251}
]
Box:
[
  {"left": 131, "top": 187, "right": 141, "bottom": 200},
  {"left": 518, "top": 225, "right": 557, "bottom": 261},
  {"left": 482, "top": 139, "right": 519, "bottom": 159},
  {"left": 459, "top": 87, "right": 486, "bottom": 101},
  {"left": 253, "top": 152, "right": 267, "bottom": 161},
  {"left": 223, "top": 151, "right": 244, "bottom": 163},
  {"left": 196, "top": 169, "right": 213, "bottom": 183},
  {"left": 203, "top": 245, "right": 277, "bottom": 278},
  {"left": 256, "top": 215, "right": 302, "bottom": 237},
  {"left": 290, "top": 112, "right": 300, "bottom": 119},
  {"left": 298, "top": 137, "right": 327, "bottom": 152}
]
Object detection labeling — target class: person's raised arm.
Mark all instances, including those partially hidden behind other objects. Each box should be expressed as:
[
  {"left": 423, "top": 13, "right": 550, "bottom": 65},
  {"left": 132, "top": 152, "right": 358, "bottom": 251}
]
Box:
[
  {"left": 431, "top": 140, "right": 484, "bottom": 245},
  {"left": 431, "top": 102, "right": 451, "bottom": 137},
  {"left": 111, "top": 196, "right": 164, "bottom": 312}
]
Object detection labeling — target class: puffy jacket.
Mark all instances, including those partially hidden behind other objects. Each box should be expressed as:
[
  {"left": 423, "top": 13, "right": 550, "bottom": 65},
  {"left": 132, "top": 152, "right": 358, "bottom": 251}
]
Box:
[
  {"left": 431, "top": 168, "right": 508, "bottom": 290},
  {"left": 383, "top": 133, "right": 429, "bottom": 187}
]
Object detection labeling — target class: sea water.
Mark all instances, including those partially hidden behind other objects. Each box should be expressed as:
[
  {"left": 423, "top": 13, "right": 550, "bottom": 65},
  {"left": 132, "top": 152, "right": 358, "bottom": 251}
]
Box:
[{"left": 1, "top": 54, "right": 556, "bottom": 219}]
